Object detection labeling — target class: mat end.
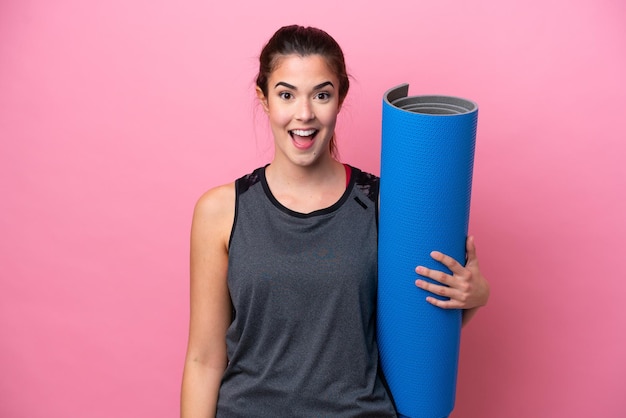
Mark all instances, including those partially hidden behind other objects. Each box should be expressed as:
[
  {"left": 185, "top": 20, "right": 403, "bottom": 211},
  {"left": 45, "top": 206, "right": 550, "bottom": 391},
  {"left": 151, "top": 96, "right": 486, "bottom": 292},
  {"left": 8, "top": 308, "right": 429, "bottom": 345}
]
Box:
[{"left": 384, "top": 83, "right": 409, "bottom": 105}]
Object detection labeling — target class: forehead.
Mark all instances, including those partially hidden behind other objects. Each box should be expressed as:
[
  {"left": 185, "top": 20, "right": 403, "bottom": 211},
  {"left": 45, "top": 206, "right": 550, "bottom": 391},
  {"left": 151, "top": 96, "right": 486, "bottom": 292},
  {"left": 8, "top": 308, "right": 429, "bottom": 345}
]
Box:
[{"left": 269, "top": 54, "right": 337, "bottom": 85}]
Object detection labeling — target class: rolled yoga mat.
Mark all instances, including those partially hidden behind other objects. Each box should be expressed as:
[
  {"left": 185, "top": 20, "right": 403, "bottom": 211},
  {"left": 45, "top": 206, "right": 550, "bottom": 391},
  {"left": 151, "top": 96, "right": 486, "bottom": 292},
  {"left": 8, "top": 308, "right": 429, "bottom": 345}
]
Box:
[{"left": 377, "top": 84, "right": 478, "bottom": 418}]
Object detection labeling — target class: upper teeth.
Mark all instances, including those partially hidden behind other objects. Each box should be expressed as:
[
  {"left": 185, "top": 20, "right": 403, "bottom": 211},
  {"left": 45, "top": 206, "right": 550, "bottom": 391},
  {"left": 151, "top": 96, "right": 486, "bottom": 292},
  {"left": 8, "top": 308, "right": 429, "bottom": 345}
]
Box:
[{"left": 292, "top": 129, "right": 316, "bottom": 136}]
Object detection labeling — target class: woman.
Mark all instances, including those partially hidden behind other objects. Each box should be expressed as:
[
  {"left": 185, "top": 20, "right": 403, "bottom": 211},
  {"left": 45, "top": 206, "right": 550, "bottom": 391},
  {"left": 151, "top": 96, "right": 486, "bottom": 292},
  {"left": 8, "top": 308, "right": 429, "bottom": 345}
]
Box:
[{"left": 181, "top": 25, "right": 489, "bottom": 417}]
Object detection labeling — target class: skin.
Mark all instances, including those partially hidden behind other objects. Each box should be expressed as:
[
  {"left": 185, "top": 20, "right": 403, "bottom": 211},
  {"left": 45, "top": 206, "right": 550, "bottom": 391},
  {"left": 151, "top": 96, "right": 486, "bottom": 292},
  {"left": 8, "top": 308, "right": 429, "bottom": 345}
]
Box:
[{"left": 180, "top": 54, "right": 489, "bottom": 417}]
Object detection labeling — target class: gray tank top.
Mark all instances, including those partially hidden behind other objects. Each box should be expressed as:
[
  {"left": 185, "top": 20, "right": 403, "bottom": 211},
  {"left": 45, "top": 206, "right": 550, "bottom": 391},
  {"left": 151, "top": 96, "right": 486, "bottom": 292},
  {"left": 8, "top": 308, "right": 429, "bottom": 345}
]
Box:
[{"left": 216, "top": 165, "right": 396, "bottom": 417}]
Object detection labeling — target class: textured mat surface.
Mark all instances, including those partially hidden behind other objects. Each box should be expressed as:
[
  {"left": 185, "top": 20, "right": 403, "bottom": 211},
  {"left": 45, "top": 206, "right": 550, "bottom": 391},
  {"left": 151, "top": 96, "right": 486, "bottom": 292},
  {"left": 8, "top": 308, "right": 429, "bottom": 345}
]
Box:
[{"left": 377, "top": 84, "right": 478, "bottom": 418}]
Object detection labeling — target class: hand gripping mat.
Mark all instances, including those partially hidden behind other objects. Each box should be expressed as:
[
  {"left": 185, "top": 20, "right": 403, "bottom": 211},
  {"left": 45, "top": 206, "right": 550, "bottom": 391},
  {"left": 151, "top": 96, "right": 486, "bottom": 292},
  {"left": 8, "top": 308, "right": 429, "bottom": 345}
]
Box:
[{"left": 377, "top": 84, "right": 478, "bottom": 418}]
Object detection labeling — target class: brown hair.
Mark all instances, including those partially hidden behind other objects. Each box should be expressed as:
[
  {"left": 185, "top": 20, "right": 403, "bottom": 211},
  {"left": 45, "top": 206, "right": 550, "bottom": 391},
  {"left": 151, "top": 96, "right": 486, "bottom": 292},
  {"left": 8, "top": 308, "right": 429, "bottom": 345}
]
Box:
[{"left": 256, "top": 25, "right": 349, "bottom": 157}]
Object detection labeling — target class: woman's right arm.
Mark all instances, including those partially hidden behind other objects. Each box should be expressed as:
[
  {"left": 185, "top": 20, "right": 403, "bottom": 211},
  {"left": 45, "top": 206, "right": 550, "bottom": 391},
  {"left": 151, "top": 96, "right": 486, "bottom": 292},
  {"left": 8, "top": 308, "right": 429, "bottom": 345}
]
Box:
[{"left": 181, "top": 183, "right": 235, "bottom": 418}]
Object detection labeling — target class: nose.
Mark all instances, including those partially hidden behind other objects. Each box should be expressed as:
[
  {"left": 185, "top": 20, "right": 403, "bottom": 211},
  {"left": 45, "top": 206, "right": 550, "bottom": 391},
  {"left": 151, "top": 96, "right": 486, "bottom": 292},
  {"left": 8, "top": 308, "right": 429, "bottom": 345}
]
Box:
[{"left": 296, "top": 99, "right": 315, "bottom": 121}]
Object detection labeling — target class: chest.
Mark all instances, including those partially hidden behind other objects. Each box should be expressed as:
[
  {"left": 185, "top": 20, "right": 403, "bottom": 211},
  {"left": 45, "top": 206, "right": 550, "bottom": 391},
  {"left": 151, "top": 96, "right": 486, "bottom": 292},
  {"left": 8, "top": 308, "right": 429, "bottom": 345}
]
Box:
[{"left": 227, "top": 186, "right": 378, "bottom": 309}]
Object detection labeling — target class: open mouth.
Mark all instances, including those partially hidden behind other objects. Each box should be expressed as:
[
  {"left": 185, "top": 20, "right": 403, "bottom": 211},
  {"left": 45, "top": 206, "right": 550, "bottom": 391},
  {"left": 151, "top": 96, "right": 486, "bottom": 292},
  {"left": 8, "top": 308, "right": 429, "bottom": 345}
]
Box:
[{"left": 289, "top": 129, "right": 318, "bottom": 149}]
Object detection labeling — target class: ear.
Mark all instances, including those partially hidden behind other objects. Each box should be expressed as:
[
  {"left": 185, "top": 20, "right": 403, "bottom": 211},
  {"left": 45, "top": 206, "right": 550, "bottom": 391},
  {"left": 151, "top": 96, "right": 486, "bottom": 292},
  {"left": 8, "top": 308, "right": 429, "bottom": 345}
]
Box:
[{"left": 256, "top": 86, "right": 269, "bottom": 114}]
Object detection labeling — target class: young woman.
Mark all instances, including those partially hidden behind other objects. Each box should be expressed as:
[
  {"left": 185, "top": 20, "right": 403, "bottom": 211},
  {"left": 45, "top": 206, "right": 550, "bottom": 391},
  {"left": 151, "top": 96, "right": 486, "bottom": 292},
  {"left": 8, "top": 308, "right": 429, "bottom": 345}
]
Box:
[{"left": 181, "top": 25, "right": 490, "bottom": 417}]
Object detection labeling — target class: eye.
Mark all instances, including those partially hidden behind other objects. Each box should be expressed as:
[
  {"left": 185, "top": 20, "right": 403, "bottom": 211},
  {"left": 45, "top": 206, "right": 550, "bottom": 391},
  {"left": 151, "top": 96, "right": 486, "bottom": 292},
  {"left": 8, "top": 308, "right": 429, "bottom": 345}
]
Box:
[
  {"left": 315, "top": 92, "right": 331, "bottom": 100},
  {"left": 279, "top": 92, "right": 293, "bottom": 100}
]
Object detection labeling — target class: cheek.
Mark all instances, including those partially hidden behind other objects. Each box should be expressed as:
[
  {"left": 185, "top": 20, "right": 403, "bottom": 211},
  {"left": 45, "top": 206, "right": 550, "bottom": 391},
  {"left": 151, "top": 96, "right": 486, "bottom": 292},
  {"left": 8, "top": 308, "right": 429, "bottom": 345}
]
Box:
[
  {"left": 318, "top": 108, "right": 339, "bottom": 127},
  {"left": 268, "top": 109, "right": 291, "bottom": 127}
]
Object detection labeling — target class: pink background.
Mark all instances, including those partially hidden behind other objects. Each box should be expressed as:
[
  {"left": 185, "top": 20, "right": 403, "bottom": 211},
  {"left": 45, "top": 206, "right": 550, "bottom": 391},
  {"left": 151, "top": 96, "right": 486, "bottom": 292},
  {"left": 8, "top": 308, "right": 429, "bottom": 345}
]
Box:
[{"left": 1, "top": 0, "right": 625, "bottom": 416}]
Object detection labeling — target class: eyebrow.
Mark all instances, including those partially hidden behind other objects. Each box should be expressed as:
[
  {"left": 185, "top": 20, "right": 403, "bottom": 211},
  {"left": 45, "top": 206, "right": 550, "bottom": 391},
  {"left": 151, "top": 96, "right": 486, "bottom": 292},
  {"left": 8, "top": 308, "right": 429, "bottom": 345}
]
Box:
[{"left": 273, "top": 81, "right": 335, "bottom": 90}]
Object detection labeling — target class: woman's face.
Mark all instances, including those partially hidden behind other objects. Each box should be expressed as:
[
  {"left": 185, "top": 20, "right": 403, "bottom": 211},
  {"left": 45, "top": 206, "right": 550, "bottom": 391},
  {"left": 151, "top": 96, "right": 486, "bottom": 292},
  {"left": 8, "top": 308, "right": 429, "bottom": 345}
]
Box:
[{"left": 257, "top": 54, "right": 341, "bottom": 167}]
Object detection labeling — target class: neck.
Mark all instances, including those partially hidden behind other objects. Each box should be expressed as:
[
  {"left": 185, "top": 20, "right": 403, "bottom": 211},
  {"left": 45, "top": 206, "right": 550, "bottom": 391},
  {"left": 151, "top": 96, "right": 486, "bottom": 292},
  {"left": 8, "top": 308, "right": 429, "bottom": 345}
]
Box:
[
  {"left": 267, "top": 154, "right": 342, "bottom": 189},
  {"left": 264, "top": 155, "right": 346, "bottom": 214}
]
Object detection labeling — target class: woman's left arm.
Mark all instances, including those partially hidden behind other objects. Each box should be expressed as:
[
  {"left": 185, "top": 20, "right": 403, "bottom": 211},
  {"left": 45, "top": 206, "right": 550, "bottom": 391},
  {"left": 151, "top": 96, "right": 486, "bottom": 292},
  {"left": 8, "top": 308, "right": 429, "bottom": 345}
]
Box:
[{"left": 414, "top": 235, "right": 490, "bottom": 327}]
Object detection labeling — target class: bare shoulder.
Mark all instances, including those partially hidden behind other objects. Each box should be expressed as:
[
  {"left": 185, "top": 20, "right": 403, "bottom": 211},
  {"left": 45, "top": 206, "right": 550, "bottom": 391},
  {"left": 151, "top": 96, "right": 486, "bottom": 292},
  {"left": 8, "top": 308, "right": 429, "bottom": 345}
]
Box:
[
  {"left": 194, "top": 182, "right": 236, "bottom": 219},
  {"left": 192, "top": 182, "right": 236, "bottom": 249}
]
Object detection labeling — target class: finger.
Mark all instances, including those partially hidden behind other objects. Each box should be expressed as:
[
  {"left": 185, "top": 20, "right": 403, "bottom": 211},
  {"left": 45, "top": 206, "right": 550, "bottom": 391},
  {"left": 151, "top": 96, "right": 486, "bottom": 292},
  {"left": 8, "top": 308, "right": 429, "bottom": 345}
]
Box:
[
  {"left": 416, "top": 279, "right": 467, "bottom": 308},
  {"left": 415, "top": 266, "right": 452, "bottom": 286},
  {"left": 415, "top": 279, "right": 465, "bottom": 301},
  {"left": 466, "top": 235, "right": 478, "bottom": 264},
  {"left": 429, "top": 251, "right": 464, "bottom": 276},
  {"left": 425, "top": 295, "right": 464, "bottom": 309}
]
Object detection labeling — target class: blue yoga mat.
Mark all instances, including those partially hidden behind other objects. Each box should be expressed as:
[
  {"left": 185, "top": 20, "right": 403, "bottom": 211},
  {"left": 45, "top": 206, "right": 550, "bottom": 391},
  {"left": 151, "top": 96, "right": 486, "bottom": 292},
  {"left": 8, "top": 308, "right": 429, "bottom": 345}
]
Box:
[{"left": 377, "top": 84, "right": 478, "bottom": 418}]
